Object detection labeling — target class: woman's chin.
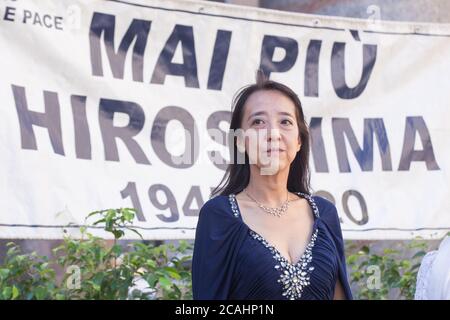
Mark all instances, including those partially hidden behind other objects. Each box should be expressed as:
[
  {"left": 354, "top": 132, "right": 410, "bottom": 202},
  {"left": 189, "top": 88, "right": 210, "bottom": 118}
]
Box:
[{"left": 256, "top": 158, "right": 289, "bottom": 175}]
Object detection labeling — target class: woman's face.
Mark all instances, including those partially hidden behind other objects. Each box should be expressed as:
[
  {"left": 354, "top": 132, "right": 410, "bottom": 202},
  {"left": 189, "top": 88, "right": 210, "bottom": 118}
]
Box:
[{"left": 238, "top": 89, "right": 302, "bottom": 175}]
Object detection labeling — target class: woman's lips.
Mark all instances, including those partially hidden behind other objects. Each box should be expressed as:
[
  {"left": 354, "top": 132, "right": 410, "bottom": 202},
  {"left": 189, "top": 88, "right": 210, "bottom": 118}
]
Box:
[{"left": 266, "top": 149, "right": 284, "bottom": 153}]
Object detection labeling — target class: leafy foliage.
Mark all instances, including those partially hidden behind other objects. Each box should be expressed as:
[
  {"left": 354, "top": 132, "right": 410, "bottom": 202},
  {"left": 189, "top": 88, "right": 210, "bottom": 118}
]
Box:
[
  {"left": 0, "top": 208, "right": 442, "bottom": 300},
  {"left": 346, "top": 240, "right": 429, "bottom": 299},
  {"left": 0, "top": 208, "right": 192, "bottom": 300}
]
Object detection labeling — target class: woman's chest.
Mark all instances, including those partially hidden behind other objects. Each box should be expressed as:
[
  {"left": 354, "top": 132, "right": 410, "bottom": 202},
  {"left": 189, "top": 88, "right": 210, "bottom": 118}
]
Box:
[
  {"left": 238, "top": 202, "right": 315, "bottom": 265},
  {"left": 232, "top": 224, "right": 339, "bottom": 299}
]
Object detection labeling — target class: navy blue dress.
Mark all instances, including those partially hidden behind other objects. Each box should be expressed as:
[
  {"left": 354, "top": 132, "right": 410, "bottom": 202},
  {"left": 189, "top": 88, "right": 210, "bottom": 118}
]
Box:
[{"left": 191, "top": 192, "right": 353, "bottom": 300}]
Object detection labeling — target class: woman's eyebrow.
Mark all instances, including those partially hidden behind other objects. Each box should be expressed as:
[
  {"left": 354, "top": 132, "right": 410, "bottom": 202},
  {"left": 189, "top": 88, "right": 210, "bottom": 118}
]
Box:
[
  {"left": 247, "top": 111, "right": 267, "bottom": 121},
  {"left": 278, "top": 111, "right": 294, "bottom": 118},
  {"left": 247, "top": 111, "right": 294, "bottom": 121}
]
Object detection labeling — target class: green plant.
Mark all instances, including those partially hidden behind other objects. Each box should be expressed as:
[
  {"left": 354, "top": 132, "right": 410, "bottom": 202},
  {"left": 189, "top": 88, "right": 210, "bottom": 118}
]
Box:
[
  {"left": 127, "top": 240, "right": 193, "bottom": 299},
  {"left": 347, "top": 240, "right": 428, "bottom": 299},
  {"left": 0, "top": 243, "right": 57, "bottom": 299},
  {"left": 0, "top": 208, "right": 193, "bottom": 300}
]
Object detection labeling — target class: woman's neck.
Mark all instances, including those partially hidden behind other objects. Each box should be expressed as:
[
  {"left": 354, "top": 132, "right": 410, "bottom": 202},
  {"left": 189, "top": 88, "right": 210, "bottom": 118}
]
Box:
[{"left": 244, "top": 165, "right": 290, "bottom": 206}]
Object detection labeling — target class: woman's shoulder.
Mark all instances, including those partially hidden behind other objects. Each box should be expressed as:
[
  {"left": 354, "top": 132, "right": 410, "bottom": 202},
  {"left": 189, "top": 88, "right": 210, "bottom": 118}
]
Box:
[
  {"left": 310, "top": 195, "right": 342, "bottom": 232},
  {"left": 199, "top": 194, "right": 238, "bottom": 221},
  {"left": 195, "top": 194, "right": 244, "bottom": 240},
  {"left": 311, "top": 195, "right": 338, "bottom": 217},
  {"left": 201, "top": 194, "right": 229, "bottom": 211}
]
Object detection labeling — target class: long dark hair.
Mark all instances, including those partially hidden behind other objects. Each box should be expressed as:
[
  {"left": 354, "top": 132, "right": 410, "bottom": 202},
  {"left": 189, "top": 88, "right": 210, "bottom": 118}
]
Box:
[{"left": 210, "top": 71, "right": 312, "bottom": 198}]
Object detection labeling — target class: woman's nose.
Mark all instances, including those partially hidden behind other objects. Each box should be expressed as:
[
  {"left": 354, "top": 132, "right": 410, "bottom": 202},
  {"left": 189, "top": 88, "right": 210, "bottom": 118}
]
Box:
[{"left": 266, "top": 123, "right": 281, "bottom": 142}]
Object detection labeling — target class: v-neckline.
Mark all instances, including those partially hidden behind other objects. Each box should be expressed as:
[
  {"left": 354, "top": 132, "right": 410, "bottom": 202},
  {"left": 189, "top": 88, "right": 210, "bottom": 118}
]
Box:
[{"left": 229, "top": 192, "right": 320, "bottom": 267}]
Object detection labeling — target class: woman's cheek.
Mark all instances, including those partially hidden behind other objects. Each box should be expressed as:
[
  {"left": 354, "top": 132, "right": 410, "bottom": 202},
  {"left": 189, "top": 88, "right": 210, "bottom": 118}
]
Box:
[
  {"left": 286, "top": 148, "right": 297, "bottom": 163},
  {"left": 245, "top": 137, "right": 261, "bottom": 164}
]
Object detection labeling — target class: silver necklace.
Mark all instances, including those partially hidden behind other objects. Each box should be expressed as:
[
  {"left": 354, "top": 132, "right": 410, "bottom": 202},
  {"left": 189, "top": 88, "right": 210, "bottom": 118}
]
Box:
[{"left": 244, "top": 188, "right": 290, "bottom": 217}]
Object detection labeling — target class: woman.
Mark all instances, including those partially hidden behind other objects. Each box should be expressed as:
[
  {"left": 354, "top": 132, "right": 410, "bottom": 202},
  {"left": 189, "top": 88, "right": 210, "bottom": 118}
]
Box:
[
  {"left": 191, "top": 71, "right": 352, "bottom": 300},
  {"left": 415, "top": 235, "right": 450, "bottom": 300}
]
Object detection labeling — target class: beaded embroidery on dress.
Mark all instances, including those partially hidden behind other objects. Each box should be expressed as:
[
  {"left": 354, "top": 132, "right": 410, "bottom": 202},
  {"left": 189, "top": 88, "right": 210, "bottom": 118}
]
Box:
[{"left": 228, "top": 192, "right": 320, "bottom": 300}]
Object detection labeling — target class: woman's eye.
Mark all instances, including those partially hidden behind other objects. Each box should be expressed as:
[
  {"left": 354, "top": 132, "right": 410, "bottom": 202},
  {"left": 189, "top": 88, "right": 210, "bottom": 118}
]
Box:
[
  {"left": 251, "top": 119, "right": 264, "bottom": 125},
  {"left": 281, "top": 119, "right": 293, "bottom": 125}
]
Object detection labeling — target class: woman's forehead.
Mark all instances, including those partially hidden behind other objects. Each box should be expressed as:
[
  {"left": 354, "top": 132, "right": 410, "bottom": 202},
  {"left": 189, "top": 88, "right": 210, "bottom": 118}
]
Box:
[{"left": 244, "top": 90, "right": 296, "bottom": 115}]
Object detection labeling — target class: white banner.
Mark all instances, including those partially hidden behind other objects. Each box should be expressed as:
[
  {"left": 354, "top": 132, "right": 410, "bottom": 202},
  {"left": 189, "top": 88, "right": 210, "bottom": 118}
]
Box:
[{"left": 0, "top": 0, "right": 449, "bottom": 239}]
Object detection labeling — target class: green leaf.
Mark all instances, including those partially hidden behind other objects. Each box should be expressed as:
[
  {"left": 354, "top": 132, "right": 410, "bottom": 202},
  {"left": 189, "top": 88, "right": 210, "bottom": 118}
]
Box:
[
  {"left": 34, "top": 287, "right": 47, "bottom": 300},
  {"left": 360, "top": 246, "right": 370, "bottom": 254},
  {"left": 122, "top": 210, "right": 135, "bottom": 222},
  {"left": 347, "top": 255, "right": 357, "bottom": 264},
  {"left": 0, "top": 268, "right": 10, "bottom": 280},
  {"left": 92, "top": 218, "right": 106, "bottom": 226},
  {"left": 412, "top": 251, "right": 426, "bottom": 259},
  {"left": 54, "top": 294, "right": 65, "bottom": 300},
  {"left": 167, "top": 271, "right": 181, "bottom": 280},
  {"left": 128, "top": 228, "right": 143, "bottom": 240},
  {"left": 12, "top": 286, "right": 19, "bottom": 300},
  {"left": 112, "top": 230, "right": 125, "bottom": 239},
  {"left": 146, "top": 259, "right": 157, "bottom": 269},
  {"left": 2, "top": 287, "right": 12, "bottom": 300},
  {"left": 158, "top": 277, "right": 172, "bottom": 289},
  {"left": 144, "top": 274, "right": 158, "bottom": 287}
]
